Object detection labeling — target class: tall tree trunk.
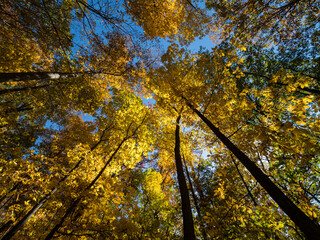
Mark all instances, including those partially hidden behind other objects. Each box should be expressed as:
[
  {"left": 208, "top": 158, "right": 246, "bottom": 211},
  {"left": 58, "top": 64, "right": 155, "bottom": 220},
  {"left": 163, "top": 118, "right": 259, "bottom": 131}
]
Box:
[
  {"left": 0, "top": 71, "right": 121, "bottom": 83},
  {"left": 0, "top": 72, "right": 81, "bottom": 83},
  {"left": 183, "top": 98, "right": 320, "bottom": 240},
  {"left": 182, "top": 156, "right": 208, "bottom": 240},
  {"left": 174, "top": 115, "right": 196, "bottom": 240}
]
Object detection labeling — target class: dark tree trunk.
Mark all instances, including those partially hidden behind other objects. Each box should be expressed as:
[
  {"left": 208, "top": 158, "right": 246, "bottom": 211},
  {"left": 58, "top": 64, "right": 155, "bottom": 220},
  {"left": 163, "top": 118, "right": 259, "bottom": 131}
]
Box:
[
  {"left": 184, "top": 98, "right": 320, "bottom": 240},
  {"left": 182, "top": 156, "right": 208, "bottom": 240},
  {"left": 174, "top": 115, "right": 196, "bottom": 240},
  {"left": 44, "top": 198, "right": 81, "bottom": 240}
]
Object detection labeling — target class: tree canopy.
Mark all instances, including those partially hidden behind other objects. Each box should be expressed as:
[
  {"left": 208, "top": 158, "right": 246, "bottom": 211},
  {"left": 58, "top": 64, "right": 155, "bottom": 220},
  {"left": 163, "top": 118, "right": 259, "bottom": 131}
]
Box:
[{"left": 1, "top": 0, "right": 320, "bottom": 239}]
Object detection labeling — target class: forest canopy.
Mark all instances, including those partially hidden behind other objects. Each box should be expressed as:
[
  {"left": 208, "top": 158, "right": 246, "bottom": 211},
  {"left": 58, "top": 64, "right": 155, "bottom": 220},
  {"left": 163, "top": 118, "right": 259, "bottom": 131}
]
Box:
[{"left": 1, "top": 0, "right": 320, "bottom": 239}]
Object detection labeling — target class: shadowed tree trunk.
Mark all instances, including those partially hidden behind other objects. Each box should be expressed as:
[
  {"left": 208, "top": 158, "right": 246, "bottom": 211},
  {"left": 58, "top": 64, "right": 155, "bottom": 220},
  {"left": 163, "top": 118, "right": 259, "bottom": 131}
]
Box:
[
  {"left": 182, "top": 155, "right": 208, "bottom": 240},
  {"left": 174, "top": 115, "right": 196, "bottom": 240},
  {"left": 183, "top": 97, "right": 320, "bottom": 240}
]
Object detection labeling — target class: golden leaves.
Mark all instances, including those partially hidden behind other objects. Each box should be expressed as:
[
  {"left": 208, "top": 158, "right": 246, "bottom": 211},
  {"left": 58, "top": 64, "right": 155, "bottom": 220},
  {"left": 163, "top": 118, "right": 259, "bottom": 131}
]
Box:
[
  {"left": 125, "top": 0, "right": 183, "bottom": 38},
  {"left": 1, "top": 1, "right": 319, "bottom": 239},
  {"left": 214, "top": 183, "right": 225, "bottom": 199},
  {"left": 142, "top": 170, "right": 164, "bottom": 198},
  {"left": 125, "top": 0, "right": 208, "bottom": 42}
]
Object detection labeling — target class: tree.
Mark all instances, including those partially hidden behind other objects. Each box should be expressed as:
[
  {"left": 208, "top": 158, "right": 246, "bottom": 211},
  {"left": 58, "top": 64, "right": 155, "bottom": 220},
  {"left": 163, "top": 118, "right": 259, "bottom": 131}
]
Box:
[
  {"left": 124, "top": 0, "right": 208, "bottom": 42},
  {"left": 148, "top": 42, "right": 320, "bottom": 238},
  {"left": 174, "top": 114, "right": 196, "bottom": 240},
  {"left": 206, "top": 0, "right": 320, "bottom": 46},
  {"left": 1, "top": 0, "right": 320, "bottom": 239},
  {"left": 183, "top": 97, "right": 320, "bottom": 239}
]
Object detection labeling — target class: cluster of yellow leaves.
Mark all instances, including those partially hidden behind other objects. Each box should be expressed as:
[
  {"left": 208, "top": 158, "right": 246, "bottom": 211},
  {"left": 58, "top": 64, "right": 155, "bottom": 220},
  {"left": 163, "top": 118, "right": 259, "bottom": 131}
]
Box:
[
  {"left": 125, "top": 0, "right": 208, "bottom": 42},
  {"left": 126, "top": 0, "right": 184, "bottom": 38},
  {"left": 0, "top": 26, "right": 53, "bottom": 73}
]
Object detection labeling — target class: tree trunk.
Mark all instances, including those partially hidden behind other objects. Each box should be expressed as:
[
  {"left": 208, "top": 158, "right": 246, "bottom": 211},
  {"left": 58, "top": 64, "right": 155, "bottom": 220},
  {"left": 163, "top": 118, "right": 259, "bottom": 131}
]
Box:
[
  {"left": 0, "top": 71, "right": 121, "bottom": 83},
  {"left": 184, "top": 98, "right": 320, "bottom": 240},
  {"left": 182, "top": 156, "right": 208, "bottom": 240},
  {"left": 174, "top": 115, "right": 196, "bottom": 240},
  {"left": 0, "top": 72, "right": 81, "bottom": 83}
]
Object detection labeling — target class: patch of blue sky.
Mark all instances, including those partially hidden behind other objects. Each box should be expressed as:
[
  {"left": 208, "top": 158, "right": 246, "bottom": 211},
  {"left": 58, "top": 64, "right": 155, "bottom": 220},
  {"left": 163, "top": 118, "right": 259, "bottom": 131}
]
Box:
[
  {"left": 141, "top": 95, "right": 156, "bottom": 106},
  {"left": 187, "top": 35, "right": 216, "bottom": 52},
  {"left": 44, "top": 111, "right": 96, "bottom": 131},
  {"left": 80, "top": 111, "right": 96, "bottom": 122},
  {"left": 45, "top": 119, "right": 61, "bottom": 130}
]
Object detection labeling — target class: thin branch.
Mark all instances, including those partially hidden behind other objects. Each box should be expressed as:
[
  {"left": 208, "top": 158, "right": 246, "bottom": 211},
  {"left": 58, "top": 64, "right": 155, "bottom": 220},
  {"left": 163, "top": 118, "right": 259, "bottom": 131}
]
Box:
[{"left": 230, "top": 154, "right": 258, "bottom": 206}]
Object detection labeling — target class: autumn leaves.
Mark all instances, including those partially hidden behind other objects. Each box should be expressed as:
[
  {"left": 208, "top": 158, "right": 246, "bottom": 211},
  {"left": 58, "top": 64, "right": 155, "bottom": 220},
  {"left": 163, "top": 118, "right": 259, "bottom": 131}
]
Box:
[{"left": 1, "top": 0, "right": 320, "bottom": 239}]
